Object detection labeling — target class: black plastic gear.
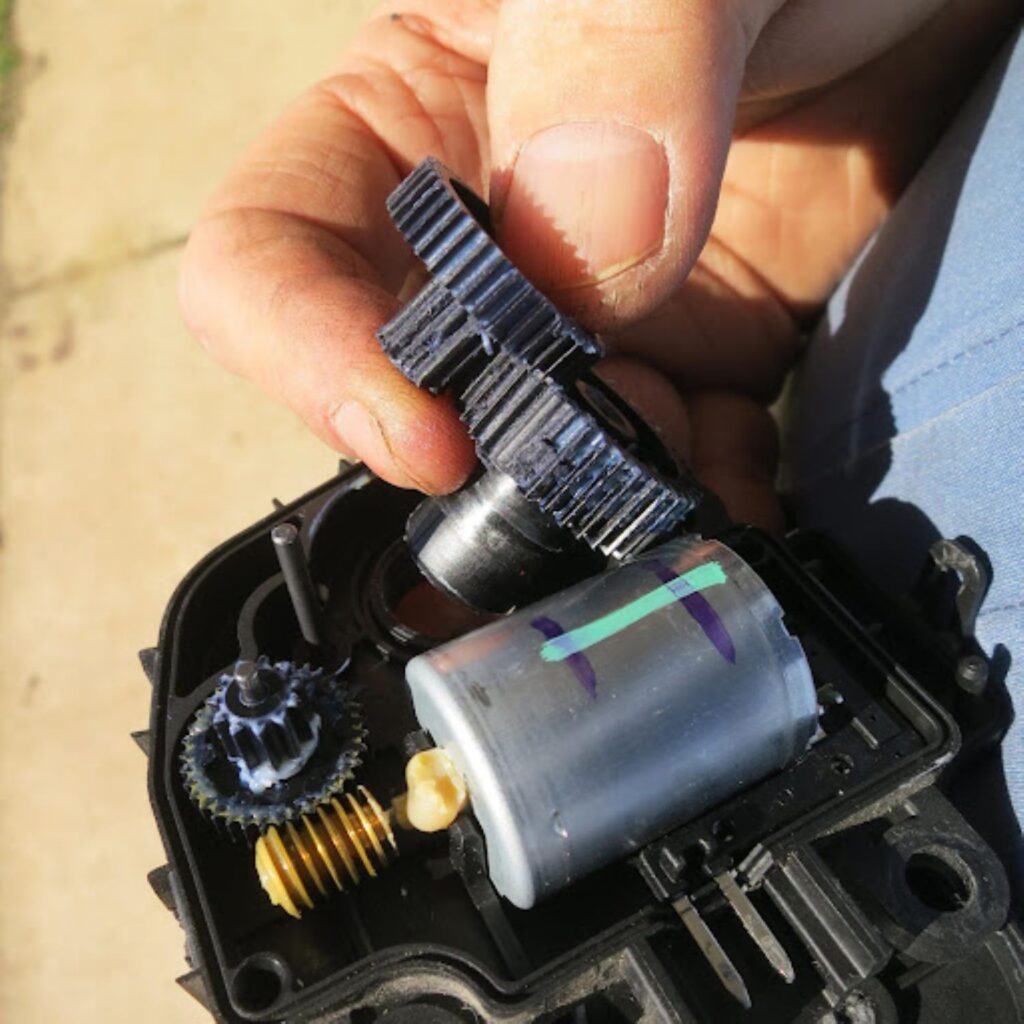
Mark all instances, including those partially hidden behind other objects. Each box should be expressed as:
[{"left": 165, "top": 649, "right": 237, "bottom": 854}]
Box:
[
  {"left": 378, "top": 157, "right": 601, "bottom": 391},
  {"left": 378, "top": 158, "right": 702, "bottom": 560},
  {"left": 210, "top": 659, "right": 323, "bottom": 792},
  {"left": 180, "top": 658, "right": 365, "bottom": 834},
  {"left": 463, "top": 353, "right": 697, "bottom": 557}
]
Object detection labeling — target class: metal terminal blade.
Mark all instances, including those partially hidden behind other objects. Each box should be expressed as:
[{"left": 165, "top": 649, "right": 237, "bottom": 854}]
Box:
[
  {"left": 716, "top": 871, "right": 796, "bottom": 984},
  {"left": 673, "top": 894, "right": 752, "bottom": 1009}
]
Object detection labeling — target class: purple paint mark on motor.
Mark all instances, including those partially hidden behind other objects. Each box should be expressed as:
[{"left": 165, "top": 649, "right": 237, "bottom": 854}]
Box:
[
  {"left": 530, "top": 615, "right": 598, "bottom": 698},
  {"left": 649, "top": 561, "right": 737, "bottom": 663}
]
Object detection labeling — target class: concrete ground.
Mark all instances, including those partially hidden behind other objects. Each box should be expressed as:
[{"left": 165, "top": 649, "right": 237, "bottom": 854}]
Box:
[{"left": 0, "top": 2, "right": 376, "bottom": 1020}]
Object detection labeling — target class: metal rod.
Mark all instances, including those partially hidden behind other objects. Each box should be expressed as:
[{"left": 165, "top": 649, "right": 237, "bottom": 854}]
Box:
[
  {"left": 233, "top": 659, "right": 270, "bottom": 706},
  {"left": 716, "top": 871, "right": 796, "bottom": 984},
  {"left": 271, "top": 523, "right": 328, "bottom": 649},
  {"left": 673, "top": 894, "right": 752, "bottom": 1010}
]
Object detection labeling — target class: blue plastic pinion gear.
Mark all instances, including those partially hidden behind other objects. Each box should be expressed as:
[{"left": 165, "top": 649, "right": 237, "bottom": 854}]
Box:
[
  {"left": 180, "top": 657, "right": 365, "bottom": 836},
  {"left": 377, "top": 158, "right": 702, "bottom": 562}
]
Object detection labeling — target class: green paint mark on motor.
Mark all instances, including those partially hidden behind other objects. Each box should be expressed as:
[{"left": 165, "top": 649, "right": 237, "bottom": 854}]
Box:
[{"left": 540, "top": 561, "right": 728, "bottom": 663}]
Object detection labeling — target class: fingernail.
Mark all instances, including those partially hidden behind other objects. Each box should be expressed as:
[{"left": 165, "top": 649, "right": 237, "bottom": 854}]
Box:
[
  {"left": 331, "top": 399, "right": 431, "bottom": 490},
  {"left": 497, "top": 121, "right": 668, "bottom": 291}
]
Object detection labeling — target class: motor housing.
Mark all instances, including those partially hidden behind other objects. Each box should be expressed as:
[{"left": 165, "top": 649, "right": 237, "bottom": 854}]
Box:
[{"left": 407, "top": 536, "right": 818, "bottom": 908}]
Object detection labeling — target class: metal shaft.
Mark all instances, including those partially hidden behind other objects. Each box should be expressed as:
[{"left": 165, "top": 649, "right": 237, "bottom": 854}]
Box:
[
  {"left": 272, "top": 523, "right": 328, "bottom": 649},
  {"left": 234, "top": 659, "right": 270, "bottom": 706}
]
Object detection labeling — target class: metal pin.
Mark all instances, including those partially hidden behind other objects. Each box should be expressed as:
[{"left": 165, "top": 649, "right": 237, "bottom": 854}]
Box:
[
  {"left": 673, "top": 894, "right": 752, "bottom": 1010},
  {"left": 233, "top": 660, "right": 269, "bottom": 707},
  {"left": 716, "top": 871, "right": 795, "bottom": 984},
  {"left": 271, "top": 523, "right": 328, "bottom": 649}
]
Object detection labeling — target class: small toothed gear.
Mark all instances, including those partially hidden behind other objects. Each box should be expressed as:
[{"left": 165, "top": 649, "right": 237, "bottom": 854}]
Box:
[
  {"left": 180, "top": 657, "right": 365, "bottom": 834},
  {"left": 208, "top": 659, "right": 322, "bottom": 794},
  {"left": 378, "top": 158, "right": 702, "bottom": 561}
]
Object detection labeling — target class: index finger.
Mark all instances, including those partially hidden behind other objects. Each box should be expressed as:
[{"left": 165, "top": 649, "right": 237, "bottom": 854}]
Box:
[{"left": 179, "top": 5, "right": 497, "bottom": 491}]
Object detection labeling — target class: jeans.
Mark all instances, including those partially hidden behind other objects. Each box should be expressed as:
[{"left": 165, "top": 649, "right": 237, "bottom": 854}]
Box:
[{"left": 786, "top": 30, "right": 1024, "bottom": 814}]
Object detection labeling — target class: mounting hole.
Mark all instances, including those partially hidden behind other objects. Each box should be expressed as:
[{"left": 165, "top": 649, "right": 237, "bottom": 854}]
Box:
[
  {"left": 831, "top": 754, "right": 854, "bottom": 776},
  {"left": 904, "top": 852, "right": 972, "bottom": 913},
  {"left": 231, "top": 953, "right": 291, "bottom": 1014},
  {"left": 711, "top": 818, "right": 736, "bottom": 844}
]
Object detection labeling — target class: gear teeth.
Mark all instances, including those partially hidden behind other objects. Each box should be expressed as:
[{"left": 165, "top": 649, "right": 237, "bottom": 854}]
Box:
[
  {"left": 179, "top": 663, "right": 366, "bottom": 834},
  {"left": 462, "top": 355, "right": 701, "bottom": 558},
  {"left": 381, "top": 158, "right": 703, "bottom": 559},
  {"left": 207, "top": 658, "right": 321, "bottom": 782},
  {"left": 379, "top": 157, "right": 600, "bottom": 387},
  {"left": 378, "top": 279, "right": 485, "bottom": 393}
]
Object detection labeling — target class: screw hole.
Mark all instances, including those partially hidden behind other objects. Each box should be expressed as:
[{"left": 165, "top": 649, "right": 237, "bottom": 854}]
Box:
[
  {"left": 831, "top": 754, "right": 854, "bottom": 776},
  {"left": 711, "top": 818, "right": 735, "bottom": 844},
  {"left": 232, "top": 953, "right": 291, "bottom": 1013},
  {"left": 904, "top": 852, "right": 972, "bottom": 913}
]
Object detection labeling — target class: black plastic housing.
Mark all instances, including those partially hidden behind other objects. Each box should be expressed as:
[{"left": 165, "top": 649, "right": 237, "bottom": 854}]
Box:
[{"left": 143, "top": 466, "right": 1022, "bottom": 1023}]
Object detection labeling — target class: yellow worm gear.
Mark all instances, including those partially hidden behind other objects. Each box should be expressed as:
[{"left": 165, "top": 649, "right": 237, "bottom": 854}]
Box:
[{"left": 254, "top": 786, "right": 397, "bottom": 918}]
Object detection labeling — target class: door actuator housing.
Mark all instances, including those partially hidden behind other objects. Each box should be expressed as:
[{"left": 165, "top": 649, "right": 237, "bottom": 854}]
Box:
[{"left": 141, "top": 160, "right": 1021, "bottom": 1023}]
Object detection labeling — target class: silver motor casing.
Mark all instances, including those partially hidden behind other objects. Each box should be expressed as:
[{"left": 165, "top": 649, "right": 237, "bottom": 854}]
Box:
[{"left": 406, "top": 537, "right": 817, "bottom": 909}]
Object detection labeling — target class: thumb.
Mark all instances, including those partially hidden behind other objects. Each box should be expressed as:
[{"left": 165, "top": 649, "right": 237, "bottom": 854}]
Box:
[{"left": 488, "top": 0, "right": 768, "bottom": 329}]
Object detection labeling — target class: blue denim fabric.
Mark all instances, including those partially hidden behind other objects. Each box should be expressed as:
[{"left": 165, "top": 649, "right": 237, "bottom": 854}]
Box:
[{"left": 787, "top": 31, "right": 1024, "bottom": 807}]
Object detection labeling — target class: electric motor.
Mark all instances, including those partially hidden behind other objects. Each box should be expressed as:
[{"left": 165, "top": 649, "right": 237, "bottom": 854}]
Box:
[{"left": 406, "top": 535, "right": 818, "bottom": 908}]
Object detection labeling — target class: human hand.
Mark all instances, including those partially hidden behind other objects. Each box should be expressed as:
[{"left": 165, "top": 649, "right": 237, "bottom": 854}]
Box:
[{"left": 179, "top": 0, "right": 1014, "bottom": 529}]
